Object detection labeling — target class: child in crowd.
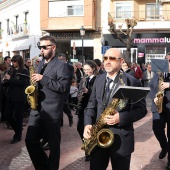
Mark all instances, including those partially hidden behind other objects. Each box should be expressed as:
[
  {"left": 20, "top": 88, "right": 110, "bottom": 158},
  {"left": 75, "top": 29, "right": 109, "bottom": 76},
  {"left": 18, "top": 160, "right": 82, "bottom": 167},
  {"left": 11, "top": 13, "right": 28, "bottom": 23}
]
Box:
[{"left": 69, "top": 79, "right": 78, "bottom": 110}]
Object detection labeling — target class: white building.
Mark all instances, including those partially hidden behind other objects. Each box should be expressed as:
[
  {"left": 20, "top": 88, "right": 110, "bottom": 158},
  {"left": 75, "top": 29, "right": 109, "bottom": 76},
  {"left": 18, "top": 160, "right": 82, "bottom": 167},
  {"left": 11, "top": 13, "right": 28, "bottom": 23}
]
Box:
[{"left": 0, "top": 0, "right": 41, "bottom": 60}]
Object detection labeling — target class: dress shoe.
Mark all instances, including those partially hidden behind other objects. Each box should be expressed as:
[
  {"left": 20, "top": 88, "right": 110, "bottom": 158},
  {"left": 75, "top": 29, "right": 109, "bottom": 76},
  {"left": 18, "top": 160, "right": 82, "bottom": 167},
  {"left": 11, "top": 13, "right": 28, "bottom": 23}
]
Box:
[
  {"left": 159, "top": 149, "right": 167, "bottom": 159},
  {"left": 10, "top": 139, "right": 21, "bottom": 144},
  {"left": 85, "top": 155, "right": 90, "bottom": 161}
]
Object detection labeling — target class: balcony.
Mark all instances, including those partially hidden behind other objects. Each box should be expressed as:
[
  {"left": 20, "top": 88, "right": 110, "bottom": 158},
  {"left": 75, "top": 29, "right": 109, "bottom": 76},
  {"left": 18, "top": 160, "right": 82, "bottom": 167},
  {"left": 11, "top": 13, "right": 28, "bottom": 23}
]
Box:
[
  {"left": 108, "top": 10, "right": 170, "bottom": 22},
  {"left": 108, "top": 10, "right": 170, "bottom": 31},
  {"left": 7, "top": 23, "right": 30, "bottom": 39}
]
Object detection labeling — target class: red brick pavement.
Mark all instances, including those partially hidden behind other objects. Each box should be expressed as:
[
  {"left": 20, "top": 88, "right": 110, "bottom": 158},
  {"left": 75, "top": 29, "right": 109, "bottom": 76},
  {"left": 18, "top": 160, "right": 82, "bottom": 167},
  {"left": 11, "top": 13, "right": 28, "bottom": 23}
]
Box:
[{"left": 0, "top": 97, "right": 168, "bottom": 170}]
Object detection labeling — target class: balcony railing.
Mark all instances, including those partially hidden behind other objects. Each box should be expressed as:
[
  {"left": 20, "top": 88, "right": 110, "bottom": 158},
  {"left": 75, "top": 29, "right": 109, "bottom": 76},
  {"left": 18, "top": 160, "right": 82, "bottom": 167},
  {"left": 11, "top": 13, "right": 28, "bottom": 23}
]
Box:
[
  {"left": 7, "top": 23, "right": 30, "bottom": 38},
  {"left": 108, "top": 10, "right": 170, "bottom": 22}
]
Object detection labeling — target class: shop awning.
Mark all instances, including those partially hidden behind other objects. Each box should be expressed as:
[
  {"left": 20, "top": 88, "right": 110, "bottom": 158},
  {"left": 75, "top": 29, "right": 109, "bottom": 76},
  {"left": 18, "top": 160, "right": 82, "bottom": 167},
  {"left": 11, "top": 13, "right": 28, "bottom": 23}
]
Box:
[{"left": 13, "top": 45, "right": 30, "bottom": 51}]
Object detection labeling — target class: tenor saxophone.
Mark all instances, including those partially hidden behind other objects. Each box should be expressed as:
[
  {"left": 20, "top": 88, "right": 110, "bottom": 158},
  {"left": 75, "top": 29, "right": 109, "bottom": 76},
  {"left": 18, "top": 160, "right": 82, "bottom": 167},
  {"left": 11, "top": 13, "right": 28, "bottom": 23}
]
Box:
[
  {"left": 82, "top": 72, "right": 126, "bottom": 155},
  {"left": 155, "top": 71, "right": 164, "bottom": 113},
  {"left": 25, "top": 59, "right": 38, "bottom": 110}
]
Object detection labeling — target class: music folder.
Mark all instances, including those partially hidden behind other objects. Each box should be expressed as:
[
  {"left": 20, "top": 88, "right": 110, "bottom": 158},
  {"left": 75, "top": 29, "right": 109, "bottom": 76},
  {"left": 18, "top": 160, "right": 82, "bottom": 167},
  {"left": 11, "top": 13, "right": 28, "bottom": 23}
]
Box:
[{"left": 111, "top": 85, "right": 150, "bottom": 101}]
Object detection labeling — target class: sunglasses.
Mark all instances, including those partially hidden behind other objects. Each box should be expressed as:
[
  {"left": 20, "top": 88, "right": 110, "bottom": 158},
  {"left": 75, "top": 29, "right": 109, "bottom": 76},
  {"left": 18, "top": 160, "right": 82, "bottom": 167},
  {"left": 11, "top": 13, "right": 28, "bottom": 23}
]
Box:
[
  {"left": 38, "top": 44, "right": 53, "bottom": 50},
  {"left": 36, "top": 61, "right": 40, "bottom": 62},
  {"left": 11, "top": 60, "right": 16, "bottom": 62},
  {"left": 103, "top": 56, "right": 121, "bottom": 61}
]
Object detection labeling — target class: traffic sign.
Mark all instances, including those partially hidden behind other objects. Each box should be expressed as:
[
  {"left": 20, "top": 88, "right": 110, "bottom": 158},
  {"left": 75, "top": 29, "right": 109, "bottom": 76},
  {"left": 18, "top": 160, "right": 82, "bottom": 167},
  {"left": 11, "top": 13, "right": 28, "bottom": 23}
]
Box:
[{"left": 101, "top": 46, "right": 110, "bottom": 54}]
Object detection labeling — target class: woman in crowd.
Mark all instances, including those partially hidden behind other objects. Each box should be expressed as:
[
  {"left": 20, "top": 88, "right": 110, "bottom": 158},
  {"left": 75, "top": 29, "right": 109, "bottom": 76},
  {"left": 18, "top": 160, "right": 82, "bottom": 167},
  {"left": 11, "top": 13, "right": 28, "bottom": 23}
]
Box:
[{"left": 2, "top": 55, "right": 29, "bottom": 144}]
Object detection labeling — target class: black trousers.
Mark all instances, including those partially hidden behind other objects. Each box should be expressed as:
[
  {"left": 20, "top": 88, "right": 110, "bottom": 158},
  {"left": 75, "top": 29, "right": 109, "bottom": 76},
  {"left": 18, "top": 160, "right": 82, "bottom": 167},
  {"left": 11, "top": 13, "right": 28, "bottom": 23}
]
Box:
[
  {"left": 152, "top": 109, "right": 170, "bottom": 161},
  {"left": 25, "top": 112, "right": 61, "bottom": 170},
  {"left": 90, "top": 146, "right": 131, "bottom": 170},
  {"left": 5, "top": 101, "right": 25, "bottom": 140}
]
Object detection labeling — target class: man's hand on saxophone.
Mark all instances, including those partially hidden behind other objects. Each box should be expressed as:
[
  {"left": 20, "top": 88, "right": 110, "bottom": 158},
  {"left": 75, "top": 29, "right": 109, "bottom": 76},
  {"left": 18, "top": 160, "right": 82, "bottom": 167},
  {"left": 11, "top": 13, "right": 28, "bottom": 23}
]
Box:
[
  {"left": 161, "top": 82, "right": 170, "bottom": 91},
  {"left": 104, "top": 111, "right": 120, "bottom": 125},
  {"left": 31, "top": 73, "right": 43, "bottom": 83},
  {"left": 83, "top": 125, "right": 92, "bottom": 139}
]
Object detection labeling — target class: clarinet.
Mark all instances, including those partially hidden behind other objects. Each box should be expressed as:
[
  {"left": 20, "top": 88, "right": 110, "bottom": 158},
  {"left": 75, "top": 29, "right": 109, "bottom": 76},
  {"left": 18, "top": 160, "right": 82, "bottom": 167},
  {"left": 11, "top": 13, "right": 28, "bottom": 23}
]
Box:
[{"left": 75, "top": 74, "right": 88, "bottom": 115}]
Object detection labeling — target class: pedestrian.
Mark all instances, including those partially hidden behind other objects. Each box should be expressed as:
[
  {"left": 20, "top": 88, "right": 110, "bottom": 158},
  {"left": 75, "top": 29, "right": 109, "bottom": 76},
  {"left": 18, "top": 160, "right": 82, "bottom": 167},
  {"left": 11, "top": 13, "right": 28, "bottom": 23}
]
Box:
[
  {"left": 83, "top": 48, "right": 147, "bottom": 170},
  {"left": 69, "top": 79, "right": 78, "bottom": 111},
  {"left": 58, "top": 53, "right": 73, "bottom": 127},
  {"left": 2, "top": 55, "right": 29, "bottom": 144},
  {"left": 132, "top": 62, "right": 143, "bottom": 80},
  {"left": 122, "top": 61, "right": 135, "bottom": 77},
  {"left": 24, "top": 58, "right": 31, "bottom": 70},
  {"left": 148, "top": 52, "right": 170, "bottom": 170},
  {"left": 142, "top": 63, "right": 154, "bottom": 87},
  {"left": 25, "top": 36, "right": 70, "bottom": 170},
  {"left": 93, "top": 58, "right": 105, "bottom": 74}
]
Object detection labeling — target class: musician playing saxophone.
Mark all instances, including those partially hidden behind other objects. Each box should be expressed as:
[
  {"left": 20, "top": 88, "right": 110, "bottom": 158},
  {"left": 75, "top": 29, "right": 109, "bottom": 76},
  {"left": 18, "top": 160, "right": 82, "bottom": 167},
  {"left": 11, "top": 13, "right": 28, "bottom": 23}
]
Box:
[
  {"left": 2, "top": 55, "right": 29, "bottom": 144},
  {"left": 148, "top": 52, "right": 170, "bottom": 170},
  {"left": 83, "top": 48, "right": 147, "bottom": 170},
  {"left": 76, "top": 60, "right": 98, "bottom": 161}
]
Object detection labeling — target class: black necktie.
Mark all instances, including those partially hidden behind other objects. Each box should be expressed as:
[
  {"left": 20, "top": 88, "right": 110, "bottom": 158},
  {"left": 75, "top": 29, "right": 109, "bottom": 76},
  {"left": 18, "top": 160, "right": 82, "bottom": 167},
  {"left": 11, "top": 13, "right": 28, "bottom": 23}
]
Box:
[
  {"left": 106, "top": 77, "right": 113, "bottom": 98},
  {"left": 86, "top": 77, "right": 90, "bottom": 88}
]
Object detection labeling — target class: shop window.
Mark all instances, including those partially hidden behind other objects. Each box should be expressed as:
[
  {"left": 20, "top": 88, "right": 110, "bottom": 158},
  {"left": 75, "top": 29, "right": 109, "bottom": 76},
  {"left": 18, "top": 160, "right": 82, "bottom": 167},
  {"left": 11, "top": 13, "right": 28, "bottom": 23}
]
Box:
[
  {"left": 115, "top": 2, "right": 132, "bottom": 19},
  {"left": 145, "top": 46, "right": 166, "bottom": 63},
  {"left": 146, "top": 3, "right": 162, "bottom": 20}
]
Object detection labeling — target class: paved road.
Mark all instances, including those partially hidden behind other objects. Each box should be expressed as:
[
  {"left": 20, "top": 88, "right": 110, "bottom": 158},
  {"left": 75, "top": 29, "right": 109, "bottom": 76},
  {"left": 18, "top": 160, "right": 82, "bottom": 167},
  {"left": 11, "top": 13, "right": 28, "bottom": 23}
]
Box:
[{"left": 0, "top": 97, "right": 168, "bottom": 170}]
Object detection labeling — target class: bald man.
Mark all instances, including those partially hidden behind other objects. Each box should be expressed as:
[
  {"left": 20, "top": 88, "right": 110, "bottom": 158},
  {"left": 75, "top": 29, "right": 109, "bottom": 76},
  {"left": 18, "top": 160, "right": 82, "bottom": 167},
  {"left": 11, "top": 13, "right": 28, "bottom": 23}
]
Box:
[{"left": 83, "top": 48, "right": 147, "bottom": 170}]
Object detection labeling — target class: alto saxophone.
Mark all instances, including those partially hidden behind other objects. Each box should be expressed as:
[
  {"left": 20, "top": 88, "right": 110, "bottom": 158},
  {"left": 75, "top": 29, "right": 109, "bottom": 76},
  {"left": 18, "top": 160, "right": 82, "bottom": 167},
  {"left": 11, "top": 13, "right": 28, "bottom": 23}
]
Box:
[
  {"left": 75, "top": 74, "right": 88, "bottom": 115},
  {"left": 155, "top": 71, "right": 164, "bottom": 113},
  {"left": 25, "top": 59, "right": 38, "bottom": 110},
  {"left": 82, "top": 72, "right": 126, "bottom": 155}
]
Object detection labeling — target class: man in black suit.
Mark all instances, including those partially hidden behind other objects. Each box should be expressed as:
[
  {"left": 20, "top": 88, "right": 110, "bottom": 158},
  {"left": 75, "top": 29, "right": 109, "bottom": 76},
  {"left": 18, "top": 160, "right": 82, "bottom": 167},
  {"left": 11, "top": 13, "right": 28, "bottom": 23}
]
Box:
[
  {"left": 149, "top": 52, "right": 170, "bottom": 170},
  {"left": 58, "top": 53, "right": 73, "bottom": 126},
  {"left": 83, "top": 48, "right": 147, "bottom": 170},
  {"left": 25, "top": 36, "right": 70, "bottom": 170}
]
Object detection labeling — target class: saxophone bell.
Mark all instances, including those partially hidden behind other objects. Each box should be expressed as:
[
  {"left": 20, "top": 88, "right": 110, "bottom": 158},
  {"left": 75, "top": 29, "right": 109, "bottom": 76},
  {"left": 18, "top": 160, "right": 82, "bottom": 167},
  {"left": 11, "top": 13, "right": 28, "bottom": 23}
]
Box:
[{"left": 97, "top": 128, "right": 114, "bottom": 148}]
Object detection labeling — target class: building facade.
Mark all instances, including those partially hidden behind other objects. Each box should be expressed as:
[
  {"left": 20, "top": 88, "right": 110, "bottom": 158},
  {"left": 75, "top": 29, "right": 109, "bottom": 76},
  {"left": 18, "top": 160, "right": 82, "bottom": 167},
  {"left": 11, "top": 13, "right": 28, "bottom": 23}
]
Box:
[
  {"left": 0, "top": 0, "right": 41, "bottom": 60},
  {"left": 106, "top": 0, "right": 170, "bottom": 64}
]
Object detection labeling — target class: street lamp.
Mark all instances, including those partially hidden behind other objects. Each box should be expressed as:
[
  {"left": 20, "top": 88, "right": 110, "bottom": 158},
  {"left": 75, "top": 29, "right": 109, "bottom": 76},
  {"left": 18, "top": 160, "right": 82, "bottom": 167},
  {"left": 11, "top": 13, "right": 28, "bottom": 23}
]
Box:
[{"left": 80, "top": 26, "right": 85, "bottom": 63}]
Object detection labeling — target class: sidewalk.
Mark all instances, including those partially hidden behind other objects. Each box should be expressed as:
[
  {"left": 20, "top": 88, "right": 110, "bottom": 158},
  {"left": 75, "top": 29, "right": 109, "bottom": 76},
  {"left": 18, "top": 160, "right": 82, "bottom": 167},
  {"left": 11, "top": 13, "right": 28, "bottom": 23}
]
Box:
[{"left": 0, "top": 97, "right": 168, "bottom": 170}]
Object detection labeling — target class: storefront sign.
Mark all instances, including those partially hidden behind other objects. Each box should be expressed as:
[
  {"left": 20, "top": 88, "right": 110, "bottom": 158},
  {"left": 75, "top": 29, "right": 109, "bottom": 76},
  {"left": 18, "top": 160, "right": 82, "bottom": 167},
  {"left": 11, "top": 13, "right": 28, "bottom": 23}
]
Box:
[{"left": 134, "top": 37, "right": 170, "bottom": 44}]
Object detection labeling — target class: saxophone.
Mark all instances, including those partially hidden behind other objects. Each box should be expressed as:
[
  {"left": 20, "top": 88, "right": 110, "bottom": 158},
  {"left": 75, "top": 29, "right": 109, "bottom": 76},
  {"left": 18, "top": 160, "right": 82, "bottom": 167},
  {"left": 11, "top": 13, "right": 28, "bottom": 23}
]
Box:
[
  {"left": 82, "top": 72, "right": 126, "bottom": 155},
  {"left": 25, "top": 59, "right": 38, "bottom": 110},
  {"left": 75, "top": 74, "right": 88, "bottom": 115},
  {"left": 155, "top": 71, "right": 164, "bottom": 113}
]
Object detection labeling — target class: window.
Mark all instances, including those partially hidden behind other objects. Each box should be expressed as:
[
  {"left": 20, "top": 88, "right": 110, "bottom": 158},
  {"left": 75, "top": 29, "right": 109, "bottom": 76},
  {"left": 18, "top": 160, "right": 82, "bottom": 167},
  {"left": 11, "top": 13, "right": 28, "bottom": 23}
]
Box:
[
  {"left": 7, "top": 19, "right": 10, "bottom": 35},
  {"left": 115, "top": 2, "right": 132, "bottom": 19},
  {"left": 25, "top": 12, "right": 28, "bottom": 23},
  {"left": 146, "top": 3, "right": 162, "bottom": 20}
]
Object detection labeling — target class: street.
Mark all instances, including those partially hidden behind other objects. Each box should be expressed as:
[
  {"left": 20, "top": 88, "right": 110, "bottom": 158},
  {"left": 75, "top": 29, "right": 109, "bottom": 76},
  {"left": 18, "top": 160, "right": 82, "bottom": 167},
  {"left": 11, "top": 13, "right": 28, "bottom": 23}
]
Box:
[{"left": 0, "top": 97, "right": 168, "bottom": 170}]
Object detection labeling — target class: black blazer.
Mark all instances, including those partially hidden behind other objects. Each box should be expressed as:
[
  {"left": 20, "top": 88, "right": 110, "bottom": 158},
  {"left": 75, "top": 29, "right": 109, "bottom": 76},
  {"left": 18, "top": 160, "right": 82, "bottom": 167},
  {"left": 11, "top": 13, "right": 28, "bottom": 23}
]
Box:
[
  {"left": 36, "top": 57, "right": 70, "bottom": 120},
  {"left": 2, "top": 68, "right": 29, "bottom": 102},
  {"left": 84, "top": 72, "right": 147, "bottom": 156}
]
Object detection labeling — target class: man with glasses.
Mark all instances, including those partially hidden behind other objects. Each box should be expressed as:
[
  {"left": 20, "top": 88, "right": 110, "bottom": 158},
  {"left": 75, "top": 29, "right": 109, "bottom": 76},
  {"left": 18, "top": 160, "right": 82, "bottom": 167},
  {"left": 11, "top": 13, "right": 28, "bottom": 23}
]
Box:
[
  {"left": 83, "top": 48, "right": 147, "bottom": 170},
  {"left": 149, "top": 52, "right": 170, "bottom": 170},
  {"left": 24, "top": 58, "right": 31, "bottom": 70},
  {"left": 25, "top": 36, "right": 70, "bottom": 170}
]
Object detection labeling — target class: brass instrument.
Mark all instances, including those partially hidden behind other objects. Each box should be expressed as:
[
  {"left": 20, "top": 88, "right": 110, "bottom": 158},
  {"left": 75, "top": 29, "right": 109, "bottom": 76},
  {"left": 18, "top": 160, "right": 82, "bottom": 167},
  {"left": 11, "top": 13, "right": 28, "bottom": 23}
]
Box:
[
  {"left": 155, "top": 71, "right": 164, "bottom": 113},
  {"left": 82, "top": 72, "right": 125, "bottom": 155},
  {"left": 75, "top": 74, "right": 88, "bottom": 115},
  {"left": 25, "top": 59, "right": 38, "bottom": 110},
  {"left": 2, "top": 66, "right": 13, "bottom": 83}
]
